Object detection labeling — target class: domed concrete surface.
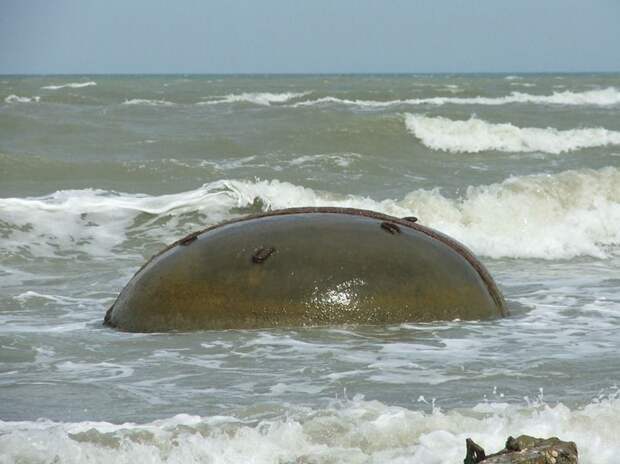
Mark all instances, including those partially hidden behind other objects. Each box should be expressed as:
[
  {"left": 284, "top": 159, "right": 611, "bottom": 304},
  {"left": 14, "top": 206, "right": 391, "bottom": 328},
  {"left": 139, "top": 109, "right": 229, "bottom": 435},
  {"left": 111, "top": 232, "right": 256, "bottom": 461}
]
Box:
[{"left": 104, "top": 208, "right": 507, "bottom": 332}]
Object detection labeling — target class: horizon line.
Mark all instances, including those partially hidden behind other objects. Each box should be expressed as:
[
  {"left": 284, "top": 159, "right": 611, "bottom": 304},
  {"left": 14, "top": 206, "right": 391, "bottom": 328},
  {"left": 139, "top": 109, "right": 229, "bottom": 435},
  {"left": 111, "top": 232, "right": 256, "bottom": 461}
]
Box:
[{"left": 1, "top": 70, "right": 620, "bottom": 77}]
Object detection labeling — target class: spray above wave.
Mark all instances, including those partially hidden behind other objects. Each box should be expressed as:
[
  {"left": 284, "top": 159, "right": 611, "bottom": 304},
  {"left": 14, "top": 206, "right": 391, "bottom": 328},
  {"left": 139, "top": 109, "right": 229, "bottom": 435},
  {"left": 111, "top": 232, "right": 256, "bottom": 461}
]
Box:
[
  {"left": 1, "top": 167, "right": 618, "bottom": 260},
  {"left": 0, "top": 396, "right": 619, "bottom": 464},
  {"left": 41, "top": 81, "right": 97, "bottom": 90},
  {"left": 292, "top": 87, "right": 620, "bottom": 108},
  {"left": 405, "top": 113, "right": 620, "bottom": 154},
  {"left": 199, "top": 91, "right": 310, "bottom": 106}
]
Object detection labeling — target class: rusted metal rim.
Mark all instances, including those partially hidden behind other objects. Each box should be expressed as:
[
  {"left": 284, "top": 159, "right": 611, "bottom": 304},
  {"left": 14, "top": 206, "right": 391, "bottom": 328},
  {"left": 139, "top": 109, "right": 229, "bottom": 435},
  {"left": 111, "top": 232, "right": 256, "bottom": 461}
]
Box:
[{"left": 119, "top": 207, "right": 508, "bottom": 318}]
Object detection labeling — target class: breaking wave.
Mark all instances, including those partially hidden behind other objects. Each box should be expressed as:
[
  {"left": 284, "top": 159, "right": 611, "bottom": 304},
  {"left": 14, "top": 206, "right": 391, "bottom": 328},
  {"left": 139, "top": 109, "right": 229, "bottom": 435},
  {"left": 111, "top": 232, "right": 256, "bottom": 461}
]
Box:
[
  {"left": 122, "top": 98, "right": 176, "bottom": 106},
  {"left": 288, "top": 152, "right": 361, "bottom": 168},
  {"left": 1, "top": 167, "right": 619, "bottom": 260},
  {"left": 199, "top": 91, "right": 309, "bottom": 106},
  {"left": 4, "top": 94, "right": 40, "bottom": 103},
  {"left": 119, "top": 93, "right": 308, "bottom": 107},
  {"left": 510, "top": 82, "right": 536, "bottom": 88},
  {"left": 0, "top": 396, "right": 619, "bottom": 464},
  {"left": 404, "top": 114, "right": 620, "bottom": 154},
  {"left": 292, "top": 87, "right": 620, "bottom": 108},
  {"left": 41, "top": 81, "right": 97, "bottom": 90}
]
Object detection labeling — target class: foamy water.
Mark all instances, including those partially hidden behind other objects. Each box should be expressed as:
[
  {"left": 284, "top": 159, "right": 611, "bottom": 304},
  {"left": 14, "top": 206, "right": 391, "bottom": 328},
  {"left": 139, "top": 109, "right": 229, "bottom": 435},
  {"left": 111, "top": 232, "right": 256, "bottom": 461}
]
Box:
[
  {"left": 2, "top": 396, "right": 619, "bottom": 464},
  {"left": 4, "top": 94, "right": 40, "bottom": 103},
  {"left": 41, "top": 81, "right": 97, "bottom": 90},
  {"left": 291, "top": 87, "right": 620, "bottom": 108},
  {"left": 1, "top": 73, "right": 619, "bottom": 463},
  {"left": 2, "top": 167, "right": 618, "bottom": 260},
  {"left": 199, "top": 91, "right": 310, "bottom": 106},
  {"left": 405, "top": 114, "right": 620, "bottom": 154},
  {"left": 123, "top": 98, "right": 176, "bottom": 106}
]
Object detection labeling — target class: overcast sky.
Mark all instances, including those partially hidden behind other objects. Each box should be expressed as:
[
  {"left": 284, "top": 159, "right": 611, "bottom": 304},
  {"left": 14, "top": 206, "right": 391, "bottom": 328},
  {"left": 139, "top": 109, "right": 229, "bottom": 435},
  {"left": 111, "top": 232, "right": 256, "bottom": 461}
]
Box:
[{"left": 1, "top": 0, "right": 618, "bottom": 74}]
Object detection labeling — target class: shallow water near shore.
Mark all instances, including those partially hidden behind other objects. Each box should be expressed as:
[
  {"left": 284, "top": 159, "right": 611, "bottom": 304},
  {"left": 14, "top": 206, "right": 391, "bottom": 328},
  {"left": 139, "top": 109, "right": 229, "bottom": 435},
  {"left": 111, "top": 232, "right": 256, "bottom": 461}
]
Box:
[{"left": 1, "top": 74, "right": 620, "bottom": 463}]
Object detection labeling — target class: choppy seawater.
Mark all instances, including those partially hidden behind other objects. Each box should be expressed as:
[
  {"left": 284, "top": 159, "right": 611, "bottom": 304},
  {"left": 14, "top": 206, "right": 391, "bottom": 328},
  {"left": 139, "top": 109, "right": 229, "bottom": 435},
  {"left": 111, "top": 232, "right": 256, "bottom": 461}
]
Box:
[{"left": 1, "top": 74, "right": 619, "bottom": 463}]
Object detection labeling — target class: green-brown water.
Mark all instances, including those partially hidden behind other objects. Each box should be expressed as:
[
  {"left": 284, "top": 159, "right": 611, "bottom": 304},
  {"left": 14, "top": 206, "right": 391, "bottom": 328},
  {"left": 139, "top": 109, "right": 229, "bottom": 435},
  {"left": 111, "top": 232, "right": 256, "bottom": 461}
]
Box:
[{"left": 1, "top": 74, "right": 619, "bottom": 463}]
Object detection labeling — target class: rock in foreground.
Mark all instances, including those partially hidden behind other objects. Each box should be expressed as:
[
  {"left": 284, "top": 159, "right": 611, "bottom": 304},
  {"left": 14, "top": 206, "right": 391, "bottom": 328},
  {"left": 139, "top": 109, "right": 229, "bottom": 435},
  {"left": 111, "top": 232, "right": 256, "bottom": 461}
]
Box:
[{"left": 464, "top": 435, "right": 578, "bottom": 464}]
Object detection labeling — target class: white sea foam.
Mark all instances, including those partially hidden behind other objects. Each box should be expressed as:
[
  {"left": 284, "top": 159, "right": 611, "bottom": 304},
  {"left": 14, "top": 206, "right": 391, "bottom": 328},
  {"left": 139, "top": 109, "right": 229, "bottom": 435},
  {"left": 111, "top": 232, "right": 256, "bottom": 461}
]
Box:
[
  {"left": 0, "top": 397, "right": 619, "bottom": 463},
  {"left": 41, "top": 81, "right": 97, "bottom": 90},
  {"left": 14, "top": 290, "right": 106, "bottom": 307},
  {"left": 292, "top": 87, "right": 620, "bottom": 108},
  {"left": 292, "top": 95, "right": 391, "bottom": 108},
  {"left": 442, "top": 84, "right": 463, "bottom": 93},
  {"left": 199, "top": 91, "right": 309, "bottom": 106},
  {"left": 510, "top": 82, "right": 536, "bottom": 87},
  {"left": 288, "top": 153, "right": 361, "bottom": 168},
  {"left": 1, "top": 167, "right": 618, "bottom": 260},
  {"left": 400, "top": 167, "right": 620, "bottom": 259},
  {"left": 404, "top": 114, "right": 620, "bottom": 154},
  {"left": 122, "top": 98, "right": 176, "bottom": 106},
  {"left": 4, "top": 94, "right": 40, "bottom": 103}
]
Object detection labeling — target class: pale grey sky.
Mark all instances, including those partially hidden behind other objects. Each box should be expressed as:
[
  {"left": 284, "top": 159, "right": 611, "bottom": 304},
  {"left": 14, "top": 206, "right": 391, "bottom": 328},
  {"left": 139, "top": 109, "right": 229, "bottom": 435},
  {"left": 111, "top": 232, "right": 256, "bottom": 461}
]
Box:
[{"left": 0, "top": 0, "right": 618, "bottom": 74}]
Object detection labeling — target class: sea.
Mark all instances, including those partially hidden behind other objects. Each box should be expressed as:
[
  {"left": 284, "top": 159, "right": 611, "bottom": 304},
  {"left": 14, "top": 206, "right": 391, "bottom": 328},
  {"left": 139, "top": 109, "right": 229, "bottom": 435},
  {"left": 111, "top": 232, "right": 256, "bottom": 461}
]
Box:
[{"left": 1, "top": 74, "right": 619, "bottom": 463}]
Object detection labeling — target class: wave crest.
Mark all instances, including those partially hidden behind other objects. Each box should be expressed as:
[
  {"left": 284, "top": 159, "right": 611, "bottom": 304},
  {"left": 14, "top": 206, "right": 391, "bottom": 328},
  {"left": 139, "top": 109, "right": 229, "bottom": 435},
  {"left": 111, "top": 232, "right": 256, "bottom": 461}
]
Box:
[
  {"left": 404, "top": 114, "right": 620, "bottom": 154},
  {"left": 4, "top": 95, "right": 40, "bottom": 103},
  {"left": 122, "top": 99, "right": 176, "bottom": 106},
  {"left": 41, "top": 81, "right": 97, "bottom": 90},
  {"left": 1, "top": 167, "right": 619, "bottom": 260},
  {"left": 292, "top": 87, "right": 620, "bottom": 108},
  {"left": 199, "top": 92, "right": 309, "bottom": 106},
  {"left": 0, "top": 396, "right": 619, "bottom": 463}
]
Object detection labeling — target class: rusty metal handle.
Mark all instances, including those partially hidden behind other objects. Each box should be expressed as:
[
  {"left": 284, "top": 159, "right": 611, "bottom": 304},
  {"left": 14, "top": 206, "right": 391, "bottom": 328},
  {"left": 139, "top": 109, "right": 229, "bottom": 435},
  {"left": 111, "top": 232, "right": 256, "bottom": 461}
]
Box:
[
  {"left": 380, "top": 221, "right": 401, "bottom": 234},
  {"left": 252, "top": 247, "right": 276, "bottom": 264}
]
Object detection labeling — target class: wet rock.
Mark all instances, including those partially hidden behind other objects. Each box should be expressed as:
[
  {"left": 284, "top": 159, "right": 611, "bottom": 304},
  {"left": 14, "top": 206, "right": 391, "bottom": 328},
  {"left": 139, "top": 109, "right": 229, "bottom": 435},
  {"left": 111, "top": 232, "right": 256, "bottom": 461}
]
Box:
[{"left": 464, "top": 435, "right": 578, "bottom": 464}]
